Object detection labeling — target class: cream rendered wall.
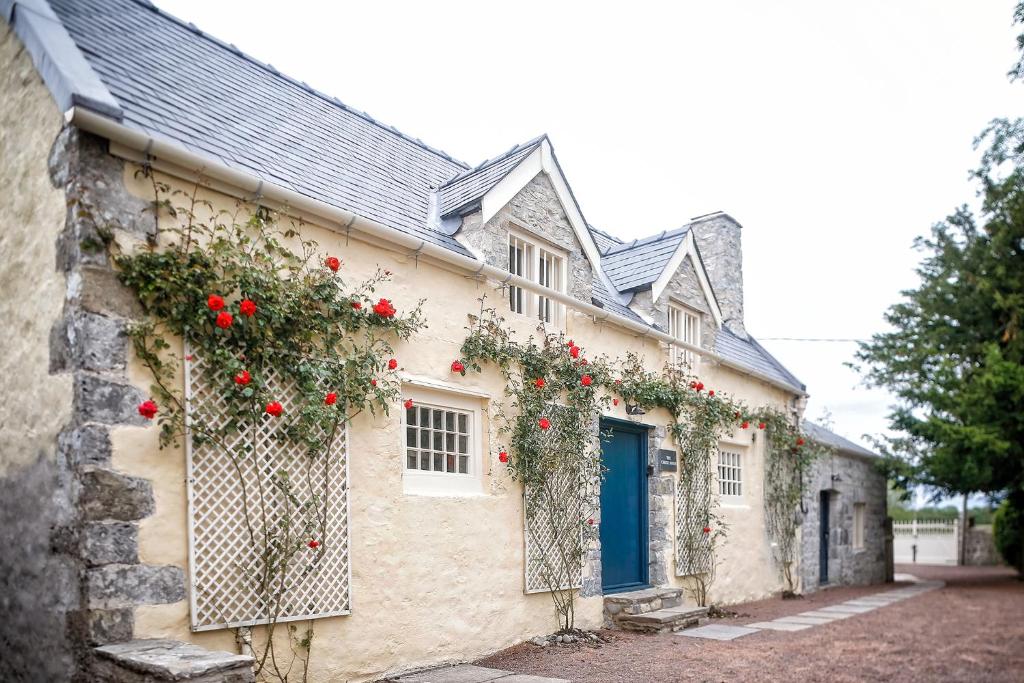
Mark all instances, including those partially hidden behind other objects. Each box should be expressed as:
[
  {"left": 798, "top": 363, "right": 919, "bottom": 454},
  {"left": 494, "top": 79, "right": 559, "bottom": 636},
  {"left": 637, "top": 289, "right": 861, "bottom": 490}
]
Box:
[
  {"left": 107, "top": 163, "right": 795, "bottom": 681},
  {"left": 0, "top": 21, "right": 72, "bottom": 476}
]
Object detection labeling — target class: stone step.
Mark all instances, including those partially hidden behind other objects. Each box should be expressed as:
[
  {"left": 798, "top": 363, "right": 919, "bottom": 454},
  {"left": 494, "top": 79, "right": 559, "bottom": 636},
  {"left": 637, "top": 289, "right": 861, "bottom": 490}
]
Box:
[
  {"left": 603, "top": 587, "right": 685, "bottom": 616},
  {"left": 617, "top": 606, "right": 709, "bottom": 634}
]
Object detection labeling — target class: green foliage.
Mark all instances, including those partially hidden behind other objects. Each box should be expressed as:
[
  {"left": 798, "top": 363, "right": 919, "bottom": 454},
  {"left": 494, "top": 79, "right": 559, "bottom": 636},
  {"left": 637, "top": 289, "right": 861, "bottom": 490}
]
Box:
[
  {"left": 993, "top": 498, "right": 1024, "bottom": 571},
  {"left": 113, "top": 169, "right": 424, "bottom": 682}
]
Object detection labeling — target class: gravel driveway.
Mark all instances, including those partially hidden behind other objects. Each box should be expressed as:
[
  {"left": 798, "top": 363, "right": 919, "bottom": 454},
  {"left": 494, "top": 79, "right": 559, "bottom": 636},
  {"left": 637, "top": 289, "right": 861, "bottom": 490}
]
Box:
[{"left": 476, "top": 564, "right": 1024, "bottom": 682}]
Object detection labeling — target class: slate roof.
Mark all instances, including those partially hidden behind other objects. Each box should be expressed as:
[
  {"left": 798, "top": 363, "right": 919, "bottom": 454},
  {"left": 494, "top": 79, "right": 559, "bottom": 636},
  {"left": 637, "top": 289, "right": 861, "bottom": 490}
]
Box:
[
  {"left": 802, "top": 421, "right": 878, "bottom": 459},
  {"left": 589, "top": 226, "right": 624, "bottom": 254},
  {"left": 25, "top": 0, "right": 804, "bottom": 395},
  {"left": 49, "top": 0, "right": 475, "bottom": 256},
  {"left": 601, "top": 228, "right": 689, "bottom": 292},
  {"left": 714, "top": 329, "right": 806, "bottom": 392},
  {"left": 438, "top": 137, "right": 543, "bottom": 217}
]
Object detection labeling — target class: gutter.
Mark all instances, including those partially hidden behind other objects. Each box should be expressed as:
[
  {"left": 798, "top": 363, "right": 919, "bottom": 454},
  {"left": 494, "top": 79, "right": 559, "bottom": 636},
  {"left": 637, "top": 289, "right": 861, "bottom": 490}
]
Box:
[{"left": 67, "top": 106, "right": 807, "bottom": 399}]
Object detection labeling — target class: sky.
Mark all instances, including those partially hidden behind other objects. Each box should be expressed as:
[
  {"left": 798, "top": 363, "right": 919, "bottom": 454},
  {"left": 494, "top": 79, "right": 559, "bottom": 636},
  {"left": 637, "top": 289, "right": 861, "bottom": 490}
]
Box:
[{"left": 155, "top": 0, "right": 1021, "bottom": 459}]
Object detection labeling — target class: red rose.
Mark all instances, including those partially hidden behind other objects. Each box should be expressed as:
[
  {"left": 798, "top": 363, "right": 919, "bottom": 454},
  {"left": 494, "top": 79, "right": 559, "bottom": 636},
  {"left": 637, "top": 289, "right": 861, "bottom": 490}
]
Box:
[
  {"left": 404, "top": 399, "right": 414, "bottom": 409},
  {"left": 581, "top": 375, "right": 593, "bottom": 386},
  {"left": 703, "top": 526, "right": 711, "bottom": 534},
  {"left": 615, "top": 379, "right": 622, "bottom": 385},
  {"left": 534, "top": 378, "right": 545, "bottom": 389},
  {"left": 239, "top": 299, "right": 256, "bottom": 317},
  {"left": 451, "top": 360, "right": 465, "bottom": 373},
  {"left": 216, "top": 312, "right": 233, "bottom": 329},
  {"left": 587, "top": 518, "right": 595, "bottom": 526},
  {"left": 325, "top": 256, "right": 340, "bottom": 272},
  {"left": 373, "top": 298, "right": 396, "bottom": 318},
  {"left": 325, "top": 392, "right": 338, "bottom": 406},
  {"left": 498, "top": 451, "right": 509, "bottom": 463},
  {"left": 351, "top": 301, "right": 362, "bottom": 310},
  {"left": 734, "top": 411, "right": 741, "bottom": 418},
  {"left": 307, "top": 539, "right": 320, "bottom": 549},
  {"left": 567, "top": 340, "right": 575, "bottom": 348},
  {"left": 613, "top": 399, "right": 619, "bottom": 406},
  {"left": 690, "top": 381, "right": 697, "bottom": 389},
  {"left": 569, "top": 346, "right": 580, "bottom": 359},
  {"left": 371, "top": 379, "right": 378, "bottom": 387},
  {"left": 265, "top": 401, "right": 283, "bottom": 417},
  {"left": 207, "top": 294, "right": 224, "bottom": 311},
  {"left": 538, "top": 417, "right": 551, "bottom": 430},
  {"left": 796, "top": 437, "right": 805, "bottom": 446},
  {"left": 580, "top": 358, "right": 589, "bottom": 366},
  {"left": 696, "top": 382, "right": 704, "bottom": 391},
  {"left": 741, "top": 421, "right": 750, "bottom": 429},
  {"left": 758, "top": 422, "right": 766, "bottom": 430},
  {"left": 388, "top": 358, "right": 398, "bottom": 370},
  {"left": 138, "top": 400, "right": 158, "bottom": 419},
  {"left": 234, "top": 370, "right": 251, "bottom": 385},
  {"left": 185, "top": 354, "right": 195, "bottom": 362},
  {"left": 709, "top": 390, "right": 715, "bottom": 397}
]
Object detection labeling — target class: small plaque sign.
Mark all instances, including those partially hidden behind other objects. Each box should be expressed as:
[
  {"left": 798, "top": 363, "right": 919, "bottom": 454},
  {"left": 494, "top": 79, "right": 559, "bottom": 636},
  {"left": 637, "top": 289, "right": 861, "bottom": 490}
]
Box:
[{"left": 656, "top": 449, "right": 677, "bottom": 472}]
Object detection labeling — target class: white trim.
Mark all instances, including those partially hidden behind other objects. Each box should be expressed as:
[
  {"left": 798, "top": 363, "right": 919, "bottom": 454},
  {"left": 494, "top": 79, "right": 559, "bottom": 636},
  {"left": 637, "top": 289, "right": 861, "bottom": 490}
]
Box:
[
  {"left": 400, "top": 372, "right": 492, "bottom": 399},
  {"left": 401, "top": 385, "right": 485, "bottom": 497},
  {"left": 480, "top": 140, "right": 629, "bottom": 309},
  {"left": 651, "top": 232, "right": 723, "bottom": 328}
]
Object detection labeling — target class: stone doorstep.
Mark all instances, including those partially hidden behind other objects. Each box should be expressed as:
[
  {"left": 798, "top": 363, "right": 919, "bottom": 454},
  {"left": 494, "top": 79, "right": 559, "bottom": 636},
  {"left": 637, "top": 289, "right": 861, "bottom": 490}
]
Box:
[
  {"left": 617, "top": 606, "right": 709, "bottom": 633},
  {"left": 604, "top": 587, "right": 684, "bottom": 615},
  {"left": 93, "top": 639, "right": 254, "bottom": 680}
]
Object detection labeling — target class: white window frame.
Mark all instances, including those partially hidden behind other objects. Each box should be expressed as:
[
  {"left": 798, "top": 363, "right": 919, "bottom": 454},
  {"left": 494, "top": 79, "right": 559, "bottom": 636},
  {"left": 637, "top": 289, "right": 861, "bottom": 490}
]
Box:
[
  {"left": 508, "top": 228, "right": 567, "bottom": 326},
  {"left": 401, "top": 385, "right": 484, "bottom": 496},
  {"left": 668, "top": 302, "right": 701, "bottom": 369},
  {"left": 716, "top": 446, "right": 743, "bottom": 502},
  {"left": 853, "top": 502, "right": 866, "bottom": 549}
]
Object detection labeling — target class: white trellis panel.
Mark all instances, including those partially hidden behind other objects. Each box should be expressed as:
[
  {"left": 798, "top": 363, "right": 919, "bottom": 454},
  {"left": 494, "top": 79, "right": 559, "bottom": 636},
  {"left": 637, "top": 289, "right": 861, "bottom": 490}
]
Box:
[
  {"left": 676, "top": 452, "right": 712, "bottom": 576},
  {"left": 523, "top": 470, "right": 584, "bottom": 594},
  {"left": 185, "top": 354, "right": 351, "bottom": 631}
]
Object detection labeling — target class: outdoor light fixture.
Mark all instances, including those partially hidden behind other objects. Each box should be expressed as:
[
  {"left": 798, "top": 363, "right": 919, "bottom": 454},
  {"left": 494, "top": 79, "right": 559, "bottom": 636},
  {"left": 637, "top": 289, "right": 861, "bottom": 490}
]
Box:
[{"left": 625, "top": 403, "right": 645, "bottom": 415}]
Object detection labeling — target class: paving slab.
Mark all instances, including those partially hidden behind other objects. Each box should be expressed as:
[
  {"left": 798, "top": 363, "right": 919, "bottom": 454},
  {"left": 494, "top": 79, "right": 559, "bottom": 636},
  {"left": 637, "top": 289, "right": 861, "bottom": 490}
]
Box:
[
  {"left": 816, "top": 604, "right": 875, "bottom": 614},
  {"left": 676, "top": 624, "right": 760, "bottom": 641},
  {"left": 773, "top": 616, "right": 835, "bottom": 626},
  {"left": 394, "top": 664, "right": 511, "bottom": 682},
  {"left": 745, "top": 620, "right": 812, "bottom": 631},
  {"left": 800, "top": 610, "right": 852, "bottom": 620}
]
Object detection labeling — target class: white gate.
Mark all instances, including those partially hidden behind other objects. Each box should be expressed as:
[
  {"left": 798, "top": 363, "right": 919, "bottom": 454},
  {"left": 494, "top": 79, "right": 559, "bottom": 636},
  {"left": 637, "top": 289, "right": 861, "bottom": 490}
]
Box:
[{"left": 893, "top": 519, "right": 959, "bottom": 565}]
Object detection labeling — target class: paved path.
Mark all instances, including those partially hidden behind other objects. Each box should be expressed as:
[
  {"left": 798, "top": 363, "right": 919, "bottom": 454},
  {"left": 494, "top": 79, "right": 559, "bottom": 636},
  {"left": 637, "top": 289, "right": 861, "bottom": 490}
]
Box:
[
  {"left": 678, "top": 578, "right": 944, "bottom": 641},
  {"left": 391, "top": 663, "right": 569, "bottom": 683}
]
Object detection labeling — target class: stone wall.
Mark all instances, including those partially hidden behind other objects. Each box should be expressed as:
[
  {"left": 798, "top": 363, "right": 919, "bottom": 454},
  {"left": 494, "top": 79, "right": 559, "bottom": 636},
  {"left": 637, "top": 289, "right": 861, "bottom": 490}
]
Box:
[
  {"left": 799, "top": 452, "right": 888, "bottom": 592},
  {"left": 457, "top": 173, "right": 594, "bottom": 304},
  {"left": 0, "top": 20, "right": 76, "bottom": 682},
  {"left": 964, "top": 525, "right": 1002, "bottom": 566},
  {"left": 688, "top": 214, "right": 745, "bottom": 338}
]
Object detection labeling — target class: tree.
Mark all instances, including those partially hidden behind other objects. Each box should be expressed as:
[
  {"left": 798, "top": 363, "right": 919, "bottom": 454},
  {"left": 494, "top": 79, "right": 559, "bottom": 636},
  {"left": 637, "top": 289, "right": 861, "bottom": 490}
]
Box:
[{"left": 853, "top": 4, "right": 1024, "bottom": 572}]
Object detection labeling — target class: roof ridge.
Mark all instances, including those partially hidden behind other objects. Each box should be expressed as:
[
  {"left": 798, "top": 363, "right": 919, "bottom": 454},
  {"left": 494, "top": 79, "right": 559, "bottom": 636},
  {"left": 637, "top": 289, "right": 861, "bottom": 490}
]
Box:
[
  {"left": 602, "top": 225, "right": 690, "bottom": 255},
  {"left": 126, "top": 0, "right": 470, "bottom": 169},
  {"left": 439, "top": 134, "right": 545, "bottom": 188}
]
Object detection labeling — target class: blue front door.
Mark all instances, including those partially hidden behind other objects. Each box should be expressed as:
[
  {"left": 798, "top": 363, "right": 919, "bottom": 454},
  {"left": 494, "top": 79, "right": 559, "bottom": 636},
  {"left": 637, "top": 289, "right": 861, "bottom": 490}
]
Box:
[{"left": 599, "top": 423, "right": 648, "bottom": 592}]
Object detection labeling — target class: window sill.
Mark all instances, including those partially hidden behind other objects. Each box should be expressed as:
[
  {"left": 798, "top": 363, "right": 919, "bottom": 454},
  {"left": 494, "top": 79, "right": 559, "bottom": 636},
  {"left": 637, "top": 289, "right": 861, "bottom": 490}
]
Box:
[{"left": 719, "top": 501, "right": 749, "bottom": 509}]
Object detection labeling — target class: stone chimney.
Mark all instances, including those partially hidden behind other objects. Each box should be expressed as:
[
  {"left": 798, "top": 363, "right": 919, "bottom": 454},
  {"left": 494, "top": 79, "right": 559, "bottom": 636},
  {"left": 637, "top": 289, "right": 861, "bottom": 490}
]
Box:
[{"left": 688, "top": 213, "right": 746, "bottom": 338}]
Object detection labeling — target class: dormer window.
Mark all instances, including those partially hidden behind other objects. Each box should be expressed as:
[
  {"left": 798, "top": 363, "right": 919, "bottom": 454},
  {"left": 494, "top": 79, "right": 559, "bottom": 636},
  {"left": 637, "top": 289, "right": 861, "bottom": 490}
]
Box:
[
  {"left": 668, "top": 303, "right": 701, "bottom": 368},
  {"left": 508, "top": 230, "right": 565, "bottom": 325}
]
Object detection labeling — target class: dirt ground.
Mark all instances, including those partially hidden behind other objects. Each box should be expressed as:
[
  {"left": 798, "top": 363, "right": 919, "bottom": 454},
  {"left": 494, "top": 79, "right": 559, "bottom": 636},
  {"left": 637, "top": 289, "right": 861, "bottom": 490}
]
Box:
[{"left": 477, "top": 564, "right": 1024, "bottom": 682}]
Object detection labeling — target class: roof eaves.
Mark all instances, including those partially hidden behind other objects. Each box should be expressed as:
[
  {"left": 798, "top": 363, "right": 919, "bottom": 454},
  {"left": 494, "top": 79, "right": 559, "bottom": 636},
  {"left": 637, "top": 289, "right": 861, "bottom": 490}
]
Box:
[{"left": 748, "top": 335, "right": 806, "bottom": 392}]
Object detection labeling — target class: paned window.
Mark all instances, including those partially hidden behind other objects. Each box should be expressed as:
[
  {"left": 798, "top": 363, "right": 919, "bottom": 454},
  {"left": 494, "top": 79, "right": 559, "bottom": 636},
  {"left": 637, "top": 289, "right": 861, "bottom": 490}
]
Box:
[
  {"left": 508, "top": 231, "right": 565, "bottom": 325},
  {"left": 669, "top": 304, "right": 701, "bottom": 368},
  {"left": 405, "top": 403, "right": 471, "bottom": 475},
  {"left": 717, "top": 448, "right": 742, "bottom": 499}
]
